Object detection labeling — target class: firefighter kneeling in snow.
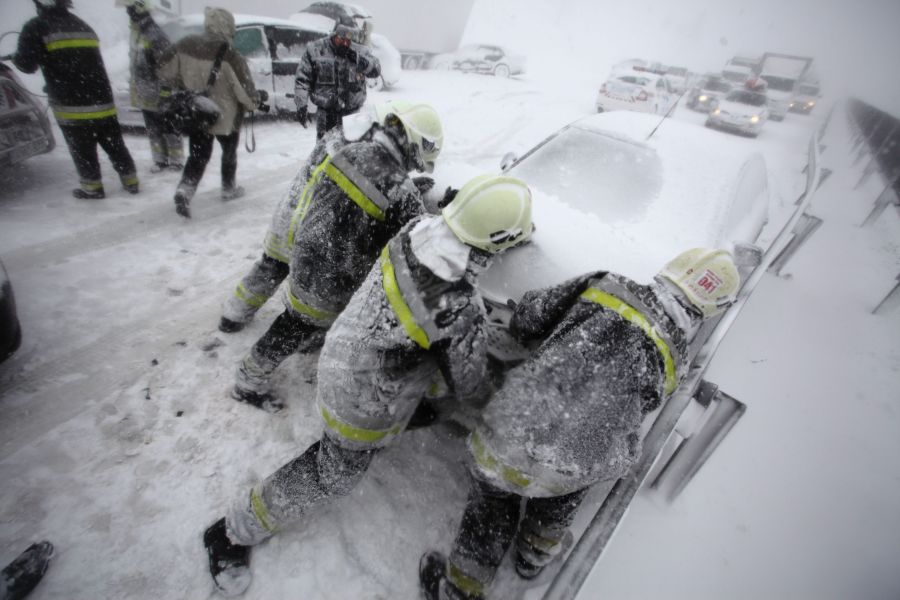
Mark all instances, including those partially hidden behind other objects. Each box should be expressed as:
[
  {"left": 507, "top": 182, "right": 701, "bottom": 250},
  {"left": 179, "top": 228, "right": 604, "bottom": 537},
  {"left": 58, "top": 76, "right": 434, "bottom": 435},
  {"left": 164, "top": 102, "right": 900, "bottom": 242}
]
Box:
[
  {"left": 419, "top": 248, "right": 741, "bottom": 600},
  {"left": 12, "top": 0, "right": 139, "bottom": 199},
  {"left": 202, "top": 175, "right": 534, "bottom": 597}
]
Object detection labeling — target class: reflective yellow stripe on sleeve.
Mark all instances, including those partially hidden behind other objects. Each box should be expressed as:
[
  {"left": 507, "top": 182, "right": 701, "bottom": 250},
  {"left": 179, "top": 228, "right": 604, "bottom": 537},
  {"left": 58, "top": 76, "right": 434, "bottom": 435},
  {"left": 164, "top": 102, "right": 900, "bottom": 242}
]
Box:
[
  {"left": 380, "top": 245, "right": 430, "bottom": 349},
  {"left": 580, "top": 287, "right": 677, "bottom": 395},
  {"left": 319, "top": 403, "right": 403, "bottom": 444},
  {"left": 45, "top": 39, "right": 100, "bottom": 51}
]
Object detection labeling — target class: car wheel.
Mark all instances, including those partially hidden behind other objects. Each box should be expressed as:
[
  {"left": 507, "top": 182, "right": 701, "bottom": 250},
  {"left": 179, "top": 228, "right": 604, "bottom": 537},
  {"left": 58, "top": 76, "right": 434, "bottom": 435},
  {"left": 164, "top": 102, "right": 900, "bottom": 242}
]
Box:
[{"left": 493, "top": 64, "right": 510, "bottom": 78}]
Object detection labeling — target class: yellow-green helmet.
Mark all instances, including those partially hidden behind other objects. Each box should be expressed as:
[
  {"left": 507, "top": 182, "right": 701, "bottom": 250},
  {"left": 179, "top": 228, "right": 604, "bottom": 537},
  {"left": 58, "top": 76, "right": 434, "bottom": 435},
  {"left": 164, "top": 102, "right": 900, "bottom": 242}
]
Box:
[
  {"left": 391, "top": 103, "right": 443, "bottom": 173},
  {"left": 373, "top": 99, "right": 413, "bottom": 126},
  {"left": 658, "top": 248, "right": 740, "bottom": 318},
  {"left": 442, "top": 174, "right": 534, "bottom": 253}
]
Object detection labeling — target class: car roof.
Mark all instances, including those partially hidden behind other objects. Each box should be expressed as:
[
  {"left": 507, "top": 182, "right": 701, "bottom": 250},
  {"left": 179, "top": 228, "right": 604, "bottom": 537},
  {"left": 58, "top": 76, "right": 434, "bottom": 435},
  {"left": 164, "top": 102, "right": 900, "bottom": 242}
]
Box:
[
  {"left": 480, "top": 112, "right": 766, "bottom": 298},
  {"left": 171, "top": 13, "right": 330, "bottom": 32}
]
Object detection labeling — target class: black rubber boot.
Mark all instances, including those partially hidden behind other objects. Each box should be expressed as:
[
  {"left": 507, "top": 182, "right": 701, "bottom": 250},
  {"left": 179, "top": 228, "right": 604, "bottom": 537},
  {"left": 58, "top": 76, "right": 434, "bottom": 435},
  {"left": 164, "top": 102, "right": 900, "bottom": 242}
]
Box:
[
  {"left": 174, "top": 191, "right": 191, "bottom": 219},
  {"left": 72, "top": 188, "right": 105, "bottom": 200},
  {"left": 514, "top": 551, "right": 544, "bottom": 580},
  {"left": 203, "top": 518, "right": 251, "bottom": 597},
  {"left": 231, "top": 386, "right": 285, "bottom": 413},
  {"left": 419, "top": 551, "right": 446, "bottom": 600},
  {"left": 1, "top": 541, "right": 54, "bottom": 600},
  {"left": 218, "top": 316, "right": 246, "bottom": 333}
]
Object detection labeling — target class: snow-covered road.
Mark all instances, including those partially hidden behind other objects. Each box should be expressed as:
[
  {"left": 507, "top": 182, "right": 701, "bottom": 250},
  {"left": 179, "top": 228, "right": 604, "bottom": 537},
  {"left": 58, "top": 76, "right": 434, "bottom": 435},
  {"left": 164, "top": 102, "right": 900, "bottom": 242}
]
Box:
[{"left": 1, "top": 68, "right": 897, "bottom": 600}]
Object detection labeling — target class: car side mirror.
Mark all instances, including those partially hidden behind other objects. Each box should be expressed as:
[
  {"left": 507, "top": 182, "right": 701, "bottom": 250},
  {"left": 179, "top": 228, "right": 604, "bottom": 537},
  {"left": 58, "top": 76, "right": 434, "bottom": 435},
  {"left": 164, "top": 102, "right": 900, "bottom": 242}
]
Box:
[{"left": 500, "top": 152, "right": 517, "bottom": 171}]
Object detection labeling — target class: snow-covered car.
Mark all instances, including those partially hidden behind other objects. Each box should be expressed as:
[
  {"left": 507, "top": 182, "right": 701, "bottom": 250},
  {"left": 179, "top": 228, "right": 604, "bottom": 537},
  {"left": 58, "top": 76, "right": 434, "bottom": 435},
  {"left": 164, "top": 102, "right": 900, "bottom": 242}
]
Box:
[
  {"left": 706, "top": 88, "right": 769, "bottom": 137},
  {"left": 289, "top": 3, "right": 402, "bottom": 90},
  {"left": 0, "top": 61, "right": 55, "bottom": 168},
  {"left": 113, "top": 14, "right": 331, "bottom": 124},
  {"left": 790, "top": 80, "right": 820, "bottom": 115},
  {"left": 481, "top": 111, "right": 771, "bottom": 308},
  {"left": 721, "top": 63, "right": 752, "bottom": 86},
  {"left": 1, "top": 259, "right": 21, "bottom": 364},
  {"left": 758, "top": 74, "right": 794, "bottom": 121},
  {"left": 442, "top": 44, "right": 526, "bottom": 78},
  {"left": 686, "top": 74, "right": 733, "bottom": 113},
  {"left": 596, "top": 71, "right": 676, "bottom": 115},
  {"left": 665, "top": 66, "right": 690, "bottom": 94}
]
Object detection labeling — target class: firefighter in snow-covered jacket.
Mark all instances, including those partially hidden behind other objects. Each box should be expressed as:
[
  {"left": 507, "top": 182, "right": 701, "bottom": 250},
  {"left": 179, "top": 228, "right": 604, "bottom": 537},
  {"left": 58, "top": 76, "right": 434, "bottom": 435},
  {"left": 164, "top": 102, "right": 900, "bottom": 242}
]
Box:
[
  {"left": 419, "top": 248, "right": 742, "bottom": 600},
  {"left": 202, "top": 174, "right": 535, "bottom": 598}
]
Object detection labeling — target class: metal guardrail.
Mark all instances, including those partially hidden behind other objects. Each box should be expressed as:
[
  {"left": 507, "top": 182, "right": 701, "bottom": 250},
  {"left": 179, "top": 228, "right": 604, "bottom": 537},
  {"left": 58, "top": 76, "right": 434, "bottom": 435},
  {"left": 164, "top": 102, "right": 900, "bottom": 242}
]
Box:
[
  {"left": 846, "top": 98, "right": 900, "bottom": 225},
  {"left": 542, "top": 135, "right": 823, "bottom": 600}
]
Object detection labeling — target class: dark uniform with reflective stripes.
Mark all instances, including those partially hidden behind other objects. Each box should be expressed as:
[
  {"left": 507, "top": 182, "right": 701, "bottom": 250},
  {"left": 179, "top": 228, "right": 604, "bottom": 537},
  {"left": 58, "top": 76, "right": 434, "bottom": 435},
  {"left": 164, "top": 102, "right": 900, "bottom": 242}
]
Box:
[
  {"left": 434, "top": 272, "right": 693, "bottom": 599},
  {"left": 225, "top": 214, "right": 493, "bottom": 547},
  {"left": 14, "top": 4, "right": 137, "bottom": 196},
  {"left": 294, "top": 36, "right": 380, "bottom": 138},
  {"left": 234, "top": 126, "right": 423, "bottom": 400}
]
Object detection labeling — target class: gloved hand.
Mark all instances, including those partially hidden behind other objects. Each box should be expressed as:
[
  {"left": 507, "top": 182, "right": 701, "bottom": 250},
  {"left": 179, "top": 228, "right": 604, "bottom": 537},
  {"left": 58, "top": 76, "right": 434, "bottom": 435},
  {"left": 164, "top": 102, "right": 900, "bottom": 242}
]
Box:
[
  {"left": 296, "top": 107, "right": 309, "bottom": 128},
  {"left": 412, "top": 176, "right": 434, "bottom": 195},
  {"left": 437, "top": 186, "right": 458, "bottom": 209},
  {"left": 256, "top": 90, "right": 268, "bottom": 102},
  {"left": 257, "top": 102, "right": 270, "bottom": 114}
]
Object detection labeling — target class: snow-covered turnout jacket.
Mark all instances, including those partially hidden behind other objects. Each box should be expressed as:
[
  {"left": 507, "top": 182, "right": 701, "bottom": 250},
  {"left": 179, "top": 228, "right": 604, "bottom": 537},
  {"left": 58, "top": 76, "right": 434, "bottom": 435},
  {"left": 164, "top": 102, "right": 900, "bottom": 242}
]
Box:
[
  {"left": 14, "top": 7, "right": 118, "bottom": 126},
  {"left": 263, "top": 128, "right": 348, "bottom": 265},
  {"left": 284, "top": 126, "right": 424, "bottom": 326},
  {"left": 317, "top": 215, "right": 492, "bottom": 450},
  {"left": 128, "top": 13, "right": 172, "bottom": 112},
  {"left": 471, "top": 272, "right": 690, "bottom": 497},
  {"left": 157, "top": 8, "right": 257, "bottom": 136},
  {"left": 293, "top": 36, "right": 380, "bottom": 114}
]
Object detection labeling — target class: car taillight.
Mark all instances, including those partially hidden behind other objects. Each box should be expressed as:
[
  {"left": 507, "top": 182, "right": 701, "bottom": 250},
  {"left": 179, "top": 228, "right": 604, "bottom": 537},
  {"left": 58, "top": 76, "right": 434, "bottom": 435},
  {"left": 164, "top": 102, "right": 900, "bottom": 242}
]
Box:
[{"left": 636, "top": 90, "right": 648, "bottom": 101}]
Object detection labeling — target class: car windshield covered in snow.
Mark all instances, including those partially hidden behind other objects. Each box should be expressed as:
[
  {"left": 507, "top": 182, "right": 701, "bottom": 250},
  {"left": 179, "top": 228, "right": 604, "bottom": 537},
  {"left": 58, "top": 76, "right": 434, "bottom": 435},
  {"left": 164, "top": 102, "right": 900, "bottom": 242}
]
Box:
[
  {"left": 726, "top": 90, "right": 767, "bottom": 106},
  {"left": 508, "top": 125, "right": 662, "bottom": 223},
  {"left": 616, "top": 75, "right": 653, "bottom": 87},
  {"left": 760, "top": 75, "right": 794, "bottom": 92}
]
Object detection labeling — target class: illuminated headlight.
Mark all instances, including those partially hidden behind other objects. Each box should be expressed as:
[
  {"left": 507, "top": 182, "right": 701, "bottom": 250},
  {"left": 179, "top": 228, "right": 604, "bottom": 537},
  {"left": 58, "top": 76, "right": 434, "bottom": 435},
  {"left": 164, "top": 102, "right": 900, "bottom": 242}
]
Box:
[
  {"left": 807, "top": 100, "right": 816, "bottom": 107},
  {"left": 750, "top": 115, "right": 760, "bottom": 123},
  {"left": 713, "top": 108, "right": 721, "bottom": 115},
  {"left": 789, "top": 102, "right": 795, "bottom": 108},
  {"left": 699, "top": 94, "right": 708, "bottom": 102}
]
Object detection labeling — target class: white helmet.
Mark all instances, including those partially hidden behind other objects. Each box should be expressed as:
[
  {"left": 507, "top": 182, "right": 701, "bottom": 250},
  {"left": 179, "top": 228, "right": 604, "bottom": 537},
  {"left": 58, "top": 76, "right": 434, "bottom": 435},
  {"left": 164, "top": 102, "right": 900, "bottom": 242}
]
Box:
[
  {"left": 373, "top": 99, "right": 413, "bottom": 126},
  {"left": 388, "top": 103, "right": 443, "bottom": 173},
  {"left": 442, "top": 174, "right": 534, "bottom": 253},
  {"left": 658, "top": 248, "right": 740, "bottom": 318}
]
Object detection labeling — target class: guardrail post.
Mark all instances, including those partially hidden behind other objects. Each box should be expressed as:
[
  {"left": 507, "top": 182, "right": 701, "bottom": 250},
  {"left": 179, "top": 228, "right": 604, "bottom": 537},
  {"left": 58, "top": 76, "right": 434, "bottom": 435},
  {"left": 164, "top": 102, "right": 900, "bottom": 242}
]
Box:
[
  {"left": 873, "top": 273, "right": 900, "bottom": 315},
  {"left": 816, "top": 168, "right": 833, "bottom": 190},
  {"left": 861, "top": 173, "right": 900, "bottom": 227},
  {"left": 648, "top": 382, "right": 747, "bottom": 502},
  {"left": 768, "top": 213, "right": 824, "bottom": 277}
]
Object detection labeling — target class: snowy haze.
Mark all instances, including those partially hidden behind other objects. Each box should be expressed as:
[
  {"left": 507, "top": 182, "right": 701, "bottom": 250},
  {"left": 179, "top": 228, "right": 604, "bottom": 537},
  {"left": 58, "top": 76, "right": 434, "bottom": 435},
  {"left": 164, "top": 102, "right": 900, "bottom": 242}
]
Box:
[{"left": 1, "top": 1, "right": 899, "bottom": 600}]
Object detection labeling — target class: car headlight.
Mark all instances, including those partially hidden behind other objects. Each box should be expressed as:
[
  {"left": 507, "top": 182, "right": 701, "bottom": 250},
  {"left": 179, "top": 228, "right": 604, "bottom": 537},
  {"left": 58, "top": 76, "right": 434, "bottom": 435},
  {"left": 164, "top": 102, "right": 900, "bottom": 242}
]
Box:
[
  {"left": 713, "top": 108, "right": 721, "bottom": 115},
  {"left": 750, "top": 115, "right": 760, "bottom": 123},
  {"left": 807, "top": 100, "right": 815, "bottom": 107},
  {"left": 698, "top": 94, "right": 708, "bottom": 102}
]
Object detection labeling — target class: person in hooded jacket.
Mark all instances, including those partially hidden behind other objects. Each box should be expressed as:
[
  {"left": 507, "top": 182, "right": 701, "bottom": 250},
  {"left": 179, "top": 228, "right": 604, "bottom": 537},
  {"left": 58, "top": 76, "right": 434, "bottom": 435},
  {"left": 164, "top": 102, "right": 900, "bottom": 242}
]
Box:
[
  {"left": 418, "top": 248, "right": 741, "bottom": 600},
  {"left": 121, "top": 0, "right": 183, "bottom": 172},
  {"left": 294, "top": 23, "right": 380, "bottom": 139},
  {"left": 229, "top": 103, "right": 444, "bottom": 413},
  {"left": 202, "top": 174, "right": 535, "bottom": 598},
  {"left": 217, "top": 100, "right": 433, "bottom": 334},
  {"left": 12, "top": 0, "right": 139, "bottom": 200},
  {"left": 157, "top": 7, "right": 260, "bottom": 218}
]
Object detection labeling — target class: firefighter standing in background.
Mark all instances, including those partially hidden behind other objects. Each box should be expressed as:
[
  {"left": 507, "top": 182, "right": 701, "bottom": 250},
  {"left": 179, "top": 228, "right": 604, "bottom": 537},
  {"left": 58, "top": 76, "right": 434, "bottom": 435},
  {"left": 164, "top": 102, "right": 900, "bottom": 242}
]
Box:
[
  {"left": 419, "top": 249, "right": 741, "bottom": 600},
  {"left": 12, "top": 0, "right": 139, "bottom": 199},
  {"left": 120, "top": 0, "right": 183, "bottom": 172},
  {"left": 294, "top": 23, "right": 380, "bottom": 139},
  {"left": 202, "top": 175, "right": 535, "bottom": 598}
]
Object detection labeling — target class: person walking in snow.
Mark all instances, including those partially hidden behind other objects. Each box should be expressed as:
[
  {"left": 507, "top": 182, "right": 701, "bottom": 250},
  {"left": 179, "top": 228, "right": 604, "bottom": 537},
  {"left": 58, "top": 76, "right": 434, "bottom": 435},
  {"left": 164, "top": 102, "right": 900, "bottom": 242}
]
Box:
[
  {"left": 202, "top": 174, "right": 535, "bottom": 597},
  {"left": 157, "top": 7, "right": 260, "bottom": 218},
  {"left": 229, "top": 103, "right": 444, "bottom": 413},
  {"left": 418, "top": 248, "right": 741, "bottom": 600},
  {"left": 120, "top": 0, "right": 183, "bottom": 173},
  {"left": 217, "top": 100, "right": 433, "bottom": 334},
  {"left": 294, "top": 23, "right": 380, "bottom": 139},
  {"left": 11, "top": 0, "right": 139, "bottom": 200}
]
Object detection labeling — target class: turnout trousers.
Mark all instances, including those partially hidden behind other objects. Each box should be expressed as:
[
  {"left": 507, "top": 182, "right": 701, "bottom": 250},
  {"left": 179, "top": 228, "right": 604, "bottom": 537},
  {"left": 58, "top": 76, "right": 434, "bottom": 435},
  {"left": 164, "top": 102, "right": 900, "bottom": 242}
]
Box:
[
  {"left": 142, "top": 110, "right": 183, "bottom": 168},
  {"left": 60, "top": 119, "right": 138, "bottom": 194},
  {"left": 221, "top": 254, "right": 290, "bottom": 326}
]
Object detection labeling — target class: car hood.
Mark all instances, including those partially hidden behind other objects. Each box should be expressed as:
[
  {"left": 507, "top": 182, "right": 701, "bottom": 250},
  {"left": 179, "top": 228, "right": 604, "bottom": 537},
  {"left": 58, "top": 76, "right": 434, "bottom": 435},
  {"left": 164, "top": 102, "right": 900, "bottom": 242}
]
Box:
[{"left": 716, "top": 99, "right": 765, "bottom": 116}]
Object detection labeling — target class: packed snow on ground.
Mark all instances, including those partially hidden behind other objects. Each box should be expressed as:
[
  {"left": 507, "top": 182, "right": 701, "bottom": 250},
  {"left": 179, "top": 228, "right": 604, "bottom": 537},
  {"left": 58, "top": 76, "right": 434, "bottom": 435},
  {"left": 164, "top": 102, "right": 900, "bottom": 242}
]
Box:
[{"left": 1, "top": 2, "right": 899, "bottom": 600}]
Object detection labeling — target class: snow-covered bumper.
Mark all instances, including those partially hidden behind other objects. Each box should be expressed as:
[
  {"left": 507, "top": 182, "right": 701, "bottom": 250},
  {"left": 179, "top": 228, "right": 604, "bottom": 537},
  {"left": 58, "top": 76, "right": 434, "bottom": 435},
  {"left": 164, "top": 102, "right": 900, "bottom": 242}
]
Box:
[
  {"left": 595, "top": 93, "right": 653, "bottom": 114},
  {"left": 706, "top": 110, "right": 764, "bottom": 136}
]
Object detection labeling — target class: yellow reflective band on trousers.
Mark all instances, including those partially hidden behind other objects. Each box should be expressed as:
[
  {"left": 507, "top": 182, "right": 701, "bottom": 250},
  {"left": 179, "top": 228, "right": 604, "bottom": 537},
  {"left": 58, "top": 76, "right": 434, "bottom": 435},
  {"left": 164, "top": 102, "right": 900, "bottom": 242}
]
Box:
[
  {"left": 287, "top": 289, "right": 337, "bottom": 322},
  {"left": 470, "top": 431, "right": 531, "bottom": 489},
  {"left": 380, "top": 245, "right": 430, "bottom": 349},
  {"left": 235, "top": 283, "right": 268, "bottom": 309},
  {"left": 45, "top": 39, "right": 100, "bottom": 51},
  {"left": 448, "top": 563, "right": 485, "bottom": 597},
  {"left": 250, "top": 488, "right": 276, "bottom": 533},
  {"left": 53, "top": 107, "right": 118, "bottom": 121},
  {"left": 319, "top": 404, "right": 403, "bottom": 444},
  {"left": 580, "top": 287, "right": 677, "bottom": 395}
]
